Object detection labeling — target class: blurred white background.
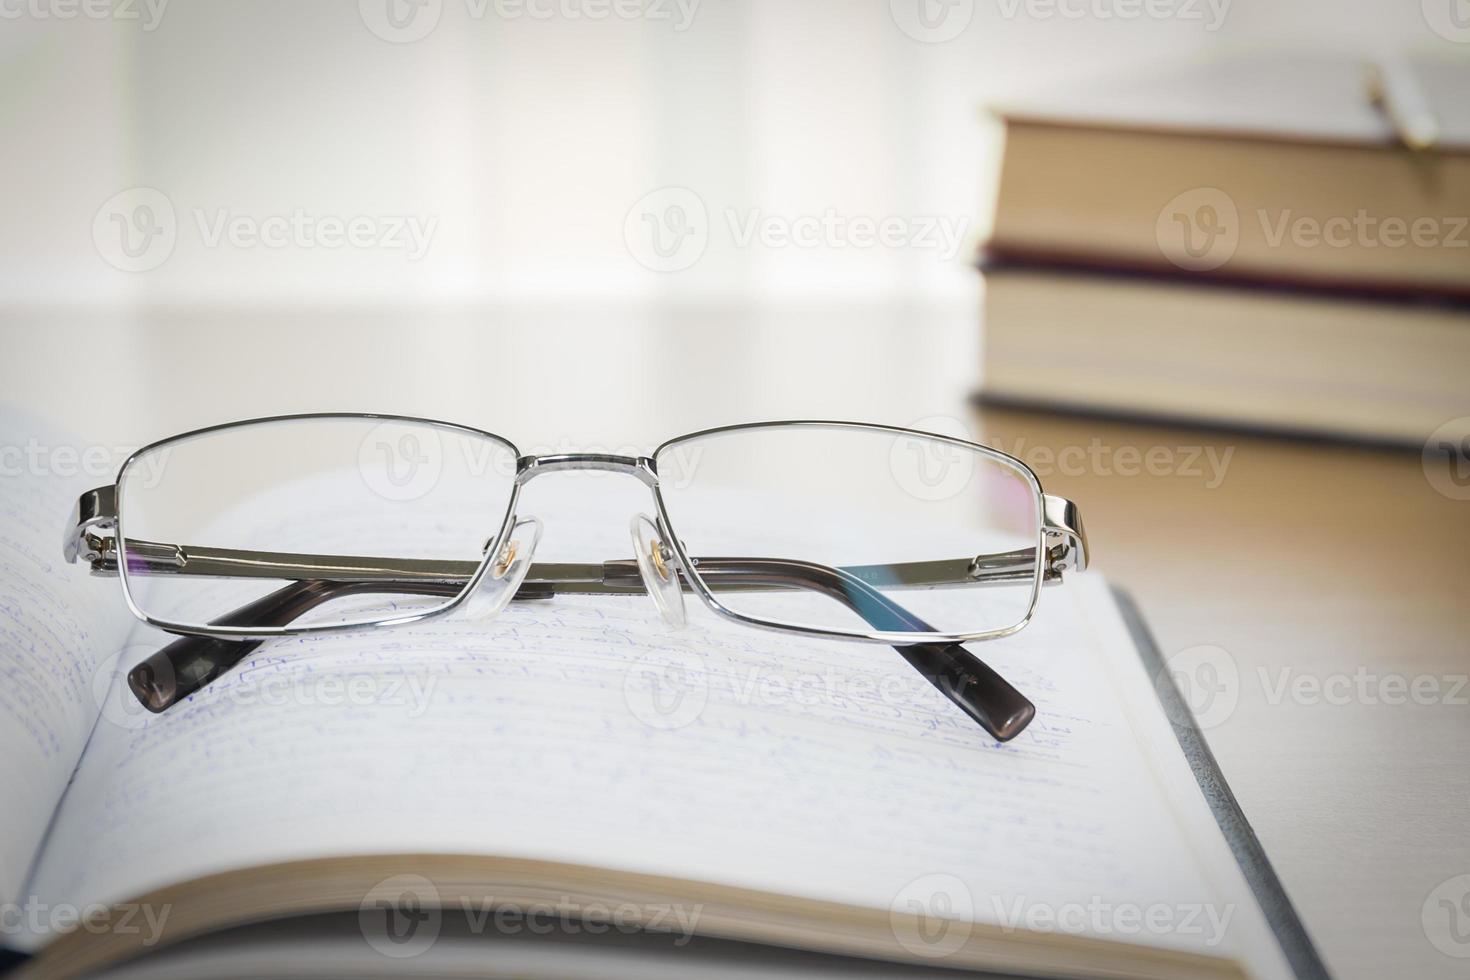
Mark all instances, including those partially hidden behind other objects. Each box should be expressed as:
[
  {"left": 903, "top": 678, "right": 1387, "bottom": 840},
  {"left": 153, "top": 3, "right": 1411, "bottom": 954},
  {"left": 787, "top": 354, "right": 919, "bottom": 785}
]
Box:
[
  {"left": 2, "top": 0, "right": 1461, "bottom": 448},
  {"left": 1, "top": 0, "right": 1458, "bottom": 308}
]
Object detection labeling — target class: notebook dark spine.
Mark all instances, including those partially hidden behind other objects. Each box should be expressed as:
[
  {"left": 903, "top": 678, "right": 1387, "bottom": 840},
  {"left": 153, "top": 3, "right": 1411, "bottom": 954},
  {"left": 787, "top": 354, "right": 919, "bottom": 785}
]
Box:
[{"left": 1113, "top": 587, "right": 1332, "bottom": 980}]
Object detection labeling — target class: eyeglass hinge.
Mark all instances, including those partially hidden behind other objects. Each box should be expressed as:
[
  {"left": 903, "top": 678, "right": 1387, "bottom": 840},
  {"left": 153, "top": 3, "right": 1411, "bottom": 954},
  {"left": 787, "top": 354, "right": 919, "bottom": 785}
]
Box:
[
  {"left": 76, "top": 531, "right": 122, "bottom": 575},
  {"left": 63, "top": 484, "right": 125, "bottom": 575},
  {"left": 1041, "top": 494, "right": 1089, "bottom": 577}
]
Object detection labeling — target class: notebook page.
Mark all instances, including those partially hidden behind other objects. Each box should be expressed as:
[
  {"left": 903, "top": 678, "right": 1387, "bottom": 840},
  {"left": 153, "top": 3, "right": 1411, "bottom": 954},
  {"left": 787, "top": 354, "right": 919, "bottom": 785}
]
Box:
[
  {"left": 0, "top": 411, "right": 132, "bottom": 909},
  {"left": 22, "top": 483, "right": 1290, "bottom": 974}
]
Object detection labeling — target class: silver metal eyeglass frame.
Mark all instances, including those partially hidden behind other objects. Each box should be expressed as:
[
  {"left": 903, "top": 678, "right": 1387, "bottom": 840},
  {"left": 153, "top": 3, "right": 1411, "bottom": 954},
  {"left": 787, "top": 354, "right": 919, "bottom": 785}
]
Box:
[
  {"left": 63, "top": 414, "right": 1088, "bottom": 647},
  {"left": 63, "top": 415, "right": 1089, "bottom": 740}
]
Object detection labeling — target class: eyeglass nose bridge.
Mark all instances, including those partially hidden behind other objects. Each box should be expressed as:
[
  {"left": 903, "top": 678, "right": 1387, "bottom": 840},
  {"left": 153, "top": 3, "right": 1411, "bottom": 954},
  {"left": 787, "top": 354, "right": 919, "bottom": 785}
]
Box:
[{"left": 514, "top": 453, "right": 659, "bottom": 488}]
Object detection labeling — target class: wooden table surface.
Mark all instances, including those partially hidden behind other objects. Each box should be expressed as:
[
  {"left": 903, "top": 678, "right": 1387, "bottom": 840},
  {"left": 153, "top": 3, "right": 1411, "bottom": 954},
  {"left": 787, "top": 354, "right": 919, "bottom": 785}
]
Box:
[
  {"left": 3, "top": 305, "right": 1466, "bottom": 978},
  {"left": 977, "top": 405, "right": 1470, "bottom": 980}
]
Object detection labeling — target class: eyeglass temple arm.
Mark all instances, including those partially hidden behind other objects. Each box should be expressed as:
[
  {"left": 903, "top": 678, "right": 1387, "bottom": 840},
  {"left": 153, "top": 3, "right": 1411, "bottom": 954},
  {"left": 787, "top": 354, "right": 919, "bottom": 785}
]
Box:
[
  {"left": 62, "top": 485, "right": 1088, "bottom": 583},
  {"left": 124, "top": 578, "right": 461, "bottom": 718},
  {"left": 121, "top": 558, "right": 1036, "bottom": 740},
  {"left": 65, "top": 485, "right": 1086, "bottom": 741},
  {"left": 614, "top": 557, "right": 1039, "bottom": 741}
]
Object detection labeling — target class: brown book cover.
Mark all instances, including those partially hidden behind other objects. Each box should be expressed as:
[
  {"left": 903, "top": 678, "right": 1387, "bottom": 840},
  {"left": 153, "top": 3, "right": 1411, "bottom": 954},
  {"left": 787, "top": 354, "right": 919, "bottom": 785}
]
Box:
[{"left": 986, "top": 55, "right": 1470, "bottom": 300}]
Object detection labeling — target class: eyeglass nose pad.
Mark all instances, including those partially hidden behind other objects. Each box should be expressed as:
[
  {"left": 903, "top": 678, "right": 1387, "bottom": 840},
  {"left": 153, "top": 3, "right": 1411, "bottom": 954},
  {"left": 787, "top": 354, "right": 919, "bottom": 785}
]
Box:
[
  {"left": 630, "top": 513, "right": 686, "bottom": 628},
  {"left": 463, "top": 516, "right": 542, "bottom": 620}
]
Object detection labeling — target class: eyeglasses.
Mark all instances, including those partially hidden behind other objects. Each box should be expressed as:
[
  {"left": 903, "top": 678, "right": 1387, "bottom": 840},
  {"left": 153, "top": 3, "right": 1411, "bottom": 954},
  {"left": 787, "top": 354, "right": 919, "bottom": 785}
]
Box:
[{"left": 64, "top": 415, "right": 1088, "bottom": 741}]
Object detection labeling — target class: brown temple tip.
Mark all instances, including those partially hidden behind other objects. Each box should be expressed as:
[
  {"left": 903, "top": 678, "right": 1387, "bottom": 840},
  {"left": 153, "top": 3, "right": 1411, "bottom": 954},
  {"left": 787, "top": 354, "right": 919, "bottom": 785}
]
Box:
[
  {"left": 120, "top": 580, "right": 354, "bottom": 713},
  {"left": 898, "top": 642, "right": 1037, "bottom": 742},
  {"left": 127, "top": 657, "right": 176, "bottom": 713},
  {"left": 989, "top": 697, "right": 1037, "bottom": 743},
  {"left": 126, "top": 633, "right": 267, "bottom": 713}
]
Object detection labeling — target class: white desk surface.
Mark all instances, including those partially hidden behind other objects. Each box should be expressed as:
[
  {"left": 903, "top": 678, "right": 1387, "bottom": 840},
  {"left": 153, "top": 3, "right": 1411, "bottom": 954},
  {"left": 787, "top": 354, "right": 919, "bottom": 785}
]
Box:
[{"left": 3, "top": 303, "right": 1466, "bottom": 980}]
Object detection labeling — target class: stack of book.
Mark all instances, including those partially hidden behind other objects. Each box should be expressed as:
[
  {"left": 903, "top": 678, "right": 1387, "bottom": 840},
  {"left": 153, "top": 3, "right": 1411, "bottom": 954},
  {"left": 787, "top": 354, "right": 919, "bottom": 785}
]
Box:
[{"left": 978, "top": 55, "right": 1470, "bottom": 445}]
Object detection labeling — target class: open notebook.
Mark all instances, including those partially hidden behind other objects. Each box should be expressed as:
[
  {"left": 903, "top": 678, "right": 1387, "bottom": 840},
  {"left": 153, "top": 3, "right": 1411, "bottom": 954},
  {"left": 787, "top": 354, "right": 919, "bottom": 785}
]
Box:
[{"left": 0, "top": 413, "right": 1324, "bottom": 979}]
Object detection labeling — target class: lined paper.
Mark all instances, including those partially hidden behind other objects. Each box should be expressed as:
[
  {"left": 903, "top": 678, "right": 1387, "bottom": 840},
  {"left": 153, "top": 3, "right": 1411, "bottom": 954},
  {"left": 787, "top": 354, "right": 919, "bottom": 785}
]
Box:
[
  {"left": 0, "top": 412, "right": 131, "bottom": 908},
  {"left": 14, "top": 479, "right": 1290, "bottom": 975},
  {"left": 23, "top": 582, "right": 1284, "bottom": 975}
]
